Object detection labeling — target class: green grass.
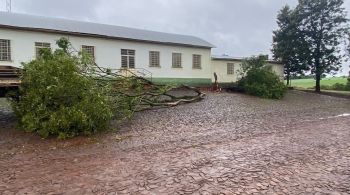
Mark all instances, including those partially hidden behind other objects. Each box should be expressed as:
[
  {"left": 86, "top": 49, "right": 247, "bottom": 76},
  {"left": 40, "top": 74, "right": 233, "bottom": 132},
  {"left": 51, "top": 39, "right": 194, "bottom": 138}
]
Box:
[{"left": 288, "top": 77, "right": 347, "bottom": 89}]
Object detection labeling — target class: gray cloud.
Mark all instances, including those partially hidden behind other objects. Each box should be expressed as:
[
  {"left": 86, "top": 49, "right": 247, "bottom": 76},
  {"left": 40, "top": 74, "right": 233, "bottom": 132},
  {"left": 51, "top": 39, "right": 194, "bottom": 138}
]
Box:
[{"left": 2, "top": 0, "right": 350, "bottom": 74}]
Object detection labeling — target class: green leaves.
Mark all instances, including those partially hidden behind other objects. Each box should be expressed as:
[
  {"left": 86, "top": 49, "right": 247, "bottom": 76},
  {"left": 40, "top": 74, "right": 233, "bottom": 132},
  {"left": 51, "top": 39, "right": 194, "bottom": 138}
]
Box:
[
  {"left": 239, "top": 55, "right": 269, "bottom": 76},
  {"left": 272, "top": 5, "right": 310, "bottom": 85},
  {"left": 237, "top": 56, "right": 287, "bottom": 99},
  {"left": 274, "top": 0, "right": 349, "bottom": 91},
  {"left": 11, "top": 38, "right": 113, "bottom": 139},
  {"left": 9, "top": 37, "right": 205, "bottom": 139}
]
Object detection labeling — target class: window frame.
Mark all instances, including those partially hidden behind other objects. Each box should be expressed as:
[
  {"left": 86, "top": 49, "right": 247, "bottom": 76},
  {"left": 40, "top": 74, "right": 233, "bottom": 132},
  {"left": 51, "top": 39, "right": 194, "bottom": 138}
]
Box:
[
  {"left": 35, "top": 42, "right": 51, "bottom": 58},
  {"left": 149, "top": 51, "right": 160, "bottom": 67},
  {"left": 192, "top": 54, "right": 202, "bottom": 69},
  {"left": 172, "top": 53, "right": 182, "bottom": 68},
  {"left": 227, "top": 63, "right": 235, "bottom": 75},
  {"left": 0, "top": 39, "right": 11, "bottom": 62},
  {"left": 82, "top": 45, "right": 95, "bottom": 61},
  {"left": 121, "top": 49, "right": 135, "bottom": 69}
]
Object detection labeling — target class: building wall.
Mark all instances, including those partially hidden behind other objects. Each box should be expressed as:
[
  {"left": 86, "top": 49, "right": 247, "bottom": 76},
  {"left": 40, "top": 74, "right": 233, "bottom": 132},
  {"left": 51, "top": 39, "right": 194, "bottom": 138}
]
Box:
[
  {"left": 212, "top": 59, "right": 284, "bottom": 83},
  {"left": 0, "top": 28, "right": 212, "bottom": 85},
  {"left": 269, "top": 63, "right": 284, "bottom": 80},
  {"left": 212, "top": 59, "right": 241, "bottom": 83}
]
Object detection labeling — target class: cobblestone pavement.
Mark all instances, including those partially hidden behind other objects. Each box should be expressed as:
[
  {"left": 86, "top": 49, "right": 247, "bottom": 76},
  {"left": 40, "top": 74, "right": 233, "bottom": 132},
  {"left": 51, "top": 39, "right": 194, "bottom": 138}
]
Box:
[{"left": 0, "top": 91, "right": 350, "bottom": 195}]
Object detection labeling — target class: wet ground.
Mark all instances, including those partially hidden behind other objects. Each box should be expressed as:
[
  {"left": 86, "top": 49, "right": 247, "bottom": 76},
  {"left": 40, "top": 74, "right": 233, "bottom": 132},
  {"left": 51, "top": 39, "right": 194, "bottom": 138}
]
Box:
[{"left": 0, "top": 91, "right": 350, "bottom": 195}]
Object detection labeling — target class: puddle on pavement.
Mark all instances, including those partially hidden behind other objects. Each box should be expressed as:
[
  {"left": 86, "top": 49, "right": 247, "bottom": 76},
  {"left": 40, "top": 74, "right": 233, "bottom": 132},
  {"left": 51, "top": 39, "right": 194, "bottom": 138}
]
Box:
[
  {"left": 336, "top": 113, "right": 350, "bottom": 117},
  {"left": 319, "top": 113, "right": 350, "bottom": 120}
]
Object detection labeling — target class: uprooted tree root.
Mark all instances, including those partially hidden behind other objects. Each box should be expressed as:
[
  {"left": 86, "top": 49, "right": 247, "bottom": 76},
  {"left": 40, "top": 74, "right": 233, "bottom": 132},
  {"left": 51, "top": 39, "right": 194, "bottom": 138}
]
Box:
[{"left": 84, "top": 65, "right": 206, "bottom": 112}]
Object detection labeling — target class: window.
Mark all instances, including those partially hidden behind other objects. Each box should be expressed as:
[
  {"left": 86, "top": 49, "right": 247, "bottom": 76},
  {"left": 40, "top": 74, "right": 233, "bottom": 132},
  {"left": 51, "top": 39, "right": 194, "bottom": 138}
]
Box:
[
  {"left": 227, "top": 63, "right": 235, "bottom": 75},
  {"left": 121, "top": 49, "right": 135, "bottom": 68},
  {"left": 0, "top": 39, "right": 11, "bottom": 61},
  {"left": 82, "top": 45, "right": 95, "bottom": 60},
  {"left": 172, "top": 53, "right": 182, "bottom": 68},
  {"left": 149, "top": 51, "right": 160, "bottom": 67},
  {"left": 192, "top": 54, "right": 201, "bottom": 69},
  {"left": 35, "top": 42, "right": 51, "bottom": 58}
]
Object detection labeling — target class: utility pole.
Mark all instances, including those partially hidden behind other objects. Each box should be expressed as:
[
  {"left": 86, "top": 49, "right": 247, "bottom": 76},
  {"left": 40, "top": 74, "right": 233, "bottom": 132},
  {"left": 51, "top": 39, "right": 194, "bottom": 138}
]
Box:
[{"left": 6, "top": 0, "right": 11, "bottom": 12}]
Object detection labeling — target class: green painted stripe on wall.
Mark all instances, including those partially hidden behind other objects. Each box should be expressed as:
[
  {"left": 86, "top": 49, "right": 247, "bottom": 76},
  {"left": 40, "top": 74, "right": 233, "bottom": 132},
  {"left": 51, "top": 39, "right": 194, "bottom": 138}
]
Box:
[{"left": 149, "top": 78, "right": 212, "bottom": 86}]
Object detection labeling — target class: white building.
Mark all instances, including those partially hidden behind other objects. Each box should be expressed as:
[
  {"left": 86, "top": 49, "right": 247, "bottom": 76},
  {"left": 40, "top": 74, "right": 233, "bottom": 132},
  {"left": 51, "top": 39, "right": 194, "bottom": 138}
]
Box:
[
  {"left": 212, "top": 55, "right": 285, "bottom": 83},
  {"left": 0, "top": 12, "right": 284, "bottom": 86}
]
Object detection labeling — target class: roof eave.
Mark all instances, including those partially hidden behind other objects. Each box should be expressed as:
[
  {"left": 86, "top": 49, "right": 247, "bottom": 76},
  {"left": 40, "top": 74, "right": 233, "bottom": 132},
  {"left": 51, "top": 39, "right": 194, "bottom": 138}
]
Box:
[
  {"left": 0, "top": 24, "right": 214, "bottom": 49},
  {"left": 211, "top": 57, "right": 284, "bottom": 65}
]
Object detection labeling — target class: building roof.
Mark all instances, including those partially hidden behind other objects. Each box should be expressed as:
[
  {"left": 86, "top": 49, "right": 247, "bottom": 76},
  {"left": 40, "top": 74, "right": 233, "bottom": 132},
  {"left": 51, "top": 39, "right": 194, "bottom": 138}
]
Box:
[
  {"left": 0, "top": 12, "right": 215, "bottom": 48},
  {"left": 211, "top": 55, "right": 283, "bottom": 65}
]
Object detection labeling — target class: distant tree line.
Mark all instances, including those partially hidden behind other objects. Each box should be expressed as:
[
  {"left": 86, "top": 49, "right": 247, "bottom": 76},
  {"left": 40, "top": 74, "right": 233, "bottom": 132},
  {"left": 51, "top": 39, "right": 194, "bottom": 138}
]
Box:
[{"left": 272, "top": 0, "right": 350, "bottom": 92}]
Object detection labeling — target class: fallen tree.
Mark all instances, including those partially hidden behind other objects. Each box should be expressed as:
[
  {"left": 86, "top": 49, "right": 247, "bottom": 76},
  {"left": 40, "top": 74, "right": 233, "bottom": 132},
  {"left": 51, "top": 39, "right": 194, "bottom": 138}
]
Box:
[
  {"left": 86, "top": 64, "right": 206, "bottom": 113},
  {"left": 9, "top": 38, "right": 205, "bottom": 138}
]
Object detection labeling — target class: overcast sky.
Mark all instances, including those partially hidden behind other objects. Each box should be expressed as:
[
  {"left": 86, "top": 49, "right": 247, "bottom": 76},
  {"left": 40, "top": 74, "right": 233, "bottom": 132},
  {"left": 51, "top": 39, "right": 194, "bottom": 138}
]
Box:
[{"left": 1, "top": 0, "right": 350, "bottom": 75}]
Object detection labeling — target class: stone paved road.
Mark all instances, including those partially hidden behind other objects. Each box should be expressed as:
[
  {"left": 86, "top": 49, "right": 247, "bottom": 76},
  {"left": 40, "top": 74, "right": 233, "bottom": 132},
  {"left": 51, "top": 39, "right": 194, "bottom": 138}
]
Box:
[{"left": 0, "top": 91, "right": 350, "bottom": 194}]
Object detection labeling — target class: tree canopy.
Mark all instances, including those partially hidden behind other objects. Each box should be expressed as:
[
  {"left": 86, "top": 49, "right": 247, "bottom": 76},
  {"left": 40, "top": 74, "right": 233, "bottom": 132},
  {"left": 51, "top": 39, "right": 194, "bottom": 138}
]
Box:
[
  {"left": 273, "top": 0, "right": 349, "bottom": 92},
  {"left": 236, "top": 55, "right": 287, "bottom": 99},
  {"left": 10, "top": 38, "right": 205, "bottom": 139},
  {"left": 272, "top": 5, "right": 309, "bottom": 86}
]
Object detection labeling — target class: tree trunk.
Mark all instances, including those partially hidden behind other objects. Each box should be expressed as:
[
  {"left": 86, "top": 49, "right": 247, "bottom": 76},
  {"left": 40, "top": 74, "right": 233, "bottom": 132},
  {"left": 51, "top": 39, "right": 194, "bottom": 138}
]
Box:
[
  {"left": 315, "top": 73, "right": 321, "bottom": 93},
  {"left": 286, "top": 72, "right": 290, "bottom": 86},
  {"left": 314, "top": 35, "right": 322, "bottom": 93}
]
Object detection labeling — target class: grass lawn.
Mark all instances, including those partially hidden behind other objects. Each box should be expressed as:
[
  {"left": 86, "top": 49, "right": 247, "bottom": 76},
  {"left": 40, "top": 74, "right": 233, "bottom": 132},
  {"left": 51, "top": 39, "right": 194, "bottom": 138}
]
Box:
[{"left": 288, "top": 77, "right": 347, "bottom": 89}]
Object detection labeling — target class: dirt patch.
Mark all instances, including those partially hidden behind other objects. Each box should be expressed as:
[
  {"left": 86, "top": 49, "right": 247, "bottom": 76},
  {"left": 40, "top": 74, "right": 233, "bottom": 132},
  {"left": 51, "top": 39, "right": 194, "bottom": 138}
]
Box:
[{"left": 0, "top": 91, "right": 350, "bottom": 194}]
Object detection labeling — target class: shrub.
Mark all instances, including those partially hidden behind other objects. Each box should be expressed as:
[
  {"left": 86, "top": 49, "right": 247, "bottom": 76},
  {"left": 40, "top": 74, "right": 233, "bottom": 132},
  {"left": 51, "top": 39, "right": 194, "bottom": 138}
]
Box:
[
  {"left": 238, "top": 68, "right": 287, "bottom": 99},
  {"left": 236, "top": 55, "right": 287, "bottom": 99},
  {"left": 10, "top": 38, "right": 113, "bottom": 139}
]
